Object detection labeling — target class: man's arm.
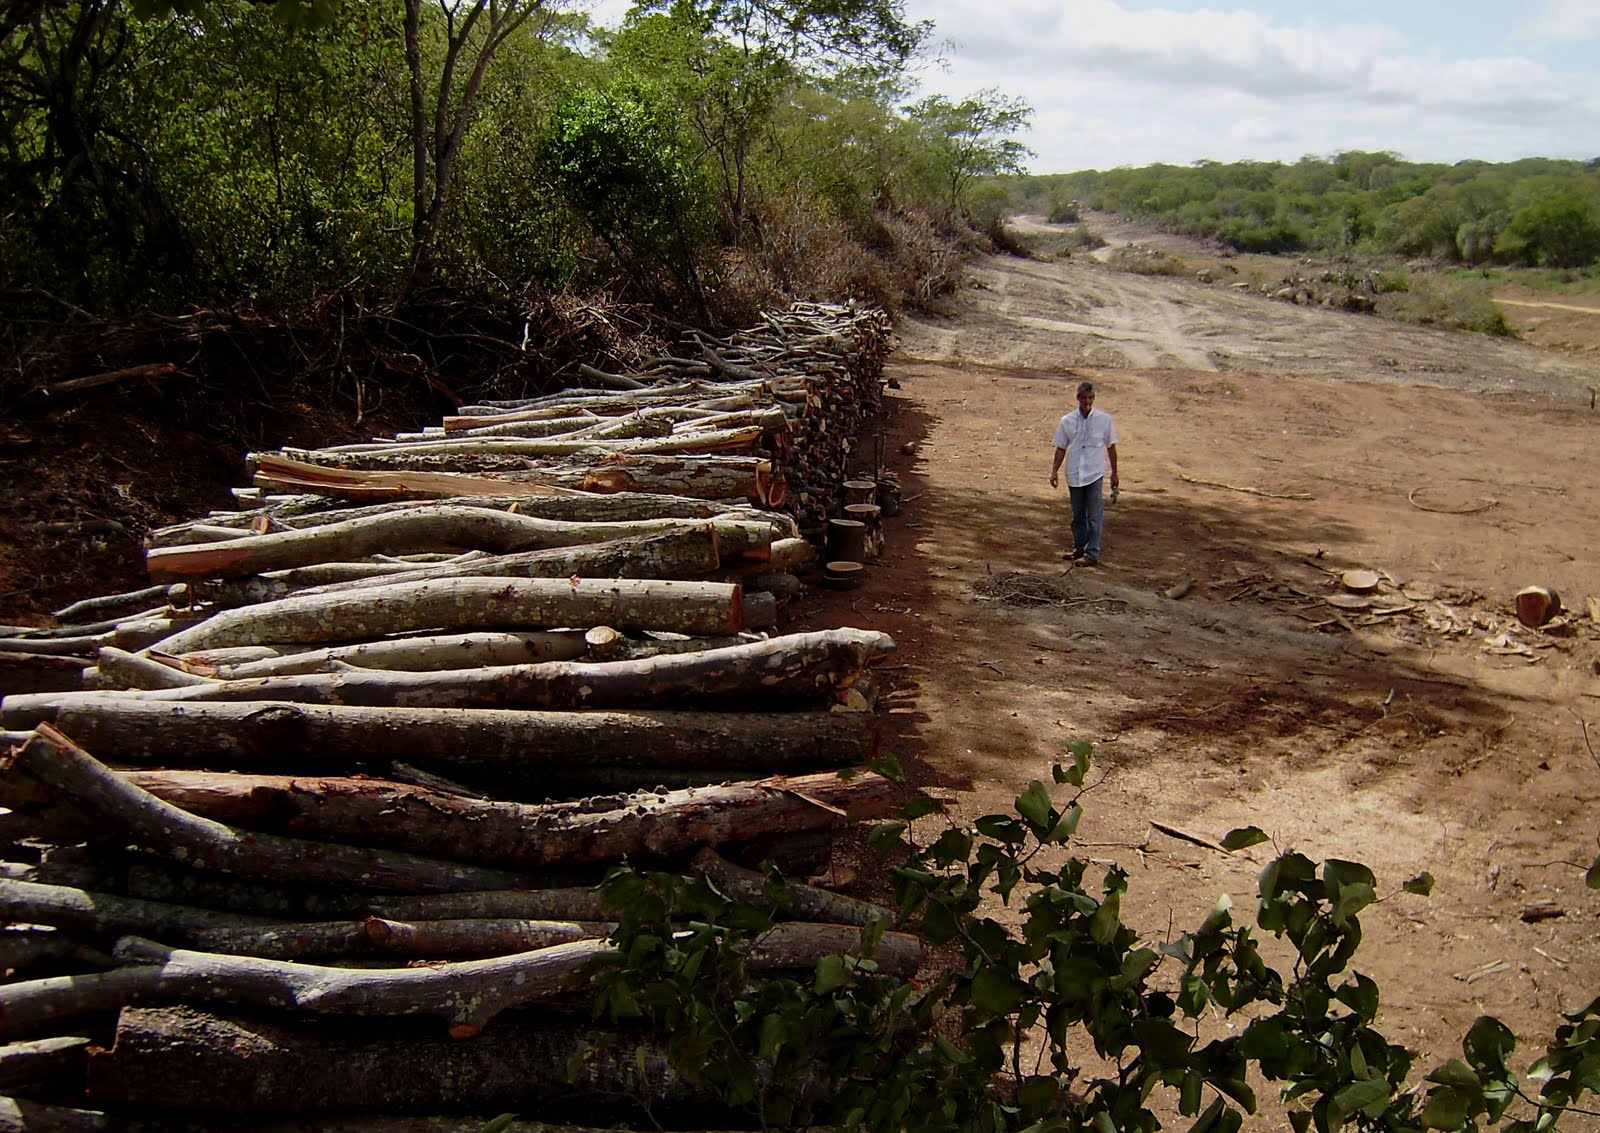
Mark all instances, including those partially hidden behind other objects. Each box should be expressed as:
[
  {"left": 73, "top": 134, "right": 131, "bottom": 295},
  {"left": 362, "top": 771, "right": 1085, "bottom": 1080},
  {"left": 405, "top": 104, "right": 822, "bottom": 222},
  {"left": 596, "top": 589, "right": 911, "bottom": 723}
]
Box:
[
  {"left": 1049, "top": 446, "right": 1065, "bottom": 488},
  {"left": 1106, "top": 443, "right": 1118, "bottom": 488}
]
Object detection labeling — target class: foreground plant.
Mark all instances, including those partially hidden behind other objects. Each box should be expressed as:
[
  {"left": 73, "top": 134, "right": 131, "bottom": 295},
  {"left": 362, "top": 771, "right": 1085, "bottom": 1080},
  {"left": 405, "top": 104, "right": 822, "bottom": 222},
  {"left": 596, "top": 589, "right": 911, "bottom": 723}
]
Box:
[{"left": 589, "top": 748, "right": 1600, "bottom": 1132}]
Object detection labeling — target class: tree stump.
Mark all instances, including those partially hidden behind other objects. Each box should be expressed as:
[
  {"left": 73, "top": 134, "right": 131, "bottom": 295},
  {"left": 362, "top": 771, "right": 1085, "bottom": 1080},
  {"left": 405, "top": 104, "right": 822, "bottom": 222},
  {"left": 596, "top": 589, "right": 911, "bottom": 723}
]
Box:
[
  {"left": 843, "top": 504, "right": 882, "bottom": 559},
  {"left": 842, "top": 480, "right": 877, "bottom": 507},
  {"left": 1514, "top": 586, "right": 1562, "bottom": 628},
  {"left": 826, "top": 519, "right": 867, "bottom": 564}
]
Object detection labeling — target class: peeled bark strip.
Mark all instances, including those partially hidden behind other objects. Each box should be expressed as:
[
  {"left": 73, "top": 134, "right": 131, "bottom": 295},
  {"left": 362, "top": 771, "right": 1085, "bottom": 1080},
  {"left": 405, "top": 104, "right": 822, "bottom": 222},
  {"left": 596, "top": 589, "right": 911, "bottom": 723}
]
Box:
[
  {"left": 2, "top": 728, "right": 532, "bottom": 895},
  {"left": 72, "top": 768, "right": 897, "bottom": 870},
  {"left": 2, "top": 700, "right": 880, "bottom": 771},
  {"left": 3, "top": 628, "right": 894, "bottom": 714},
  {"left": 148, "top": 577, "right": 745, "bottom": 655},
  {"left": 87, "top": 1007, "right": 689, "bottom": 1115},
  {"left": 4, "top": 920, "right": 917, "bottom": 1039},
  {"left": 146, "top": 508, "right": 764, "bottom": 583}
]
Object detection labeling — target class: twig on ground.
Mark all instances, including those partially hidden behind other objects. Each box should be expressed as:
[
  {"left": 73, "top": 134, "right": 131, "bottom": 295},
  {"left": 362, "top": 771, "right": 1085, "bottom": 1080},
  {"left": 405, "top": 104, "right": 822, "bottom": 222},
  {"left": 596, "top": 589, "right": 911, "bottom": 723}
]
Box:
[{"left": 1178, "top": 475, "right": 1312, "bottom": 501}]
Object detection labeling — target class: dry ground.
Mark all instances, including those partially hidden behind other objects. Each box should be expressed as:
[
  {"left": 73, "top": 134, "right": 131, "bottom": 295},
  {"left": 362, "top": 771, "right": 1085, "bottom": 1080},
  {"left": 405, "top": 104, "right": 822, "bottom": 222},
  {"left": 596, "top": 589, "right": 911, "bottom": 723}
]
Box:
[{"left": 795, "top": 218, "right": 1600, "bottom": 1110}]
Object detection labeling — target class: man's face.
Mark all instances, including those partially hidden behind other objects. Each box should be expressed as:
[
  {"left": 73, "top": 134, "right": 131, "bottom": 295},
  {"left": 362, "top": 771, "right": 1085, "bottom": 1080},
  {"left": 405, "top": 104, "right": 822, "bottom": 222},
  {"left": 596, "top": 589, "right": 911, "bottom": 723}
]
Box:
[{"left": 1077, "top": 391, "right": 1095, "bottom": 415}]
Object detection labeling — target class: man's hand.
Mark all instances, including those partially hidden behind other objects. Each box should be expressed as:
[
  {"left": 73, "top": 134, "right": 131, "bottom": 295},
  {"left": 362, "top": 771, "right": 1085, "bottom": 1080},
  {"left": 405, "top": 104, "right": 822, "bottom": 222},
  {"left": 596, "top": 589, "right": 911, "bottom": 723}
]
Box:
[{"left": 1049, "top": 471, "right": 1059, "bottom": 489}]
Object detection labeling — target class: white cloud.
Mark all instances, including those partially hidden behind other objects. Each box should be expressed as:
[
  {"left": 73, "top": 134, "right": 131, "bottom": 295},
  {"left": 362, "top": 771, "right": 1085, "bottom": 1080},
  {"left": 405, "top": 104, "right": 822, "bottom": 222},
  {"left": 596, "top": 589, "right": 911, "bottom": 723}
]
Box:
[{"left": 1516, "top": 0, "right": 1600, "bottom": 43}]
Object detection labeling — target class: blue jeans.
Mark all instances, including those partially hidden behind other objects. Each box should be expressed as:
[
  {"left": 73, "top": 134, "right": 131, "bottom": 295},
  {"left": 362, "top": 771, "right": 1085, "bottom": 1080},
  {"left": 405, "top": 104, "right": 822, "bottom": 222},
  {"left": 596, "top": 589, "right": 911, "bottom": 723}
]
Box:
[{"left": 1069, "top": 478, "right": 1105, "bottom": 559}]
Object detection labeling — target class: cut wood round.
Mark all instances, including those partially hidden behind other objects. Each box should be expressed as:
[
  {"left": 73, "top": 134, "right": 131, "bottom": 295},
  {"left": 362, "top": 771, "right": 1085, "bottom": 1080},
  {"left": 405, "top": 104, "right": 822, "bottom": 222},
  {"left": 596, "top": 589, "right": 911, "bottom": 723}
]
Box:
[
  {"left": 823, "top": 561, "right": 865, "bottom": 590},
  {"left": 1341, "top": 569, "right": 1381, "bottom": 593},
  {"left": 1326, "top": 594, "right": 1371, "bottom": 611},
  {"left": 1514, "top": 586, "right": 1562, "bottom": 628},
  {"left": 842, "top": 480, "right": 878, "bottom": 506},
  {"left": 826, "top": 519, "right": 866, "bottom": 564}
]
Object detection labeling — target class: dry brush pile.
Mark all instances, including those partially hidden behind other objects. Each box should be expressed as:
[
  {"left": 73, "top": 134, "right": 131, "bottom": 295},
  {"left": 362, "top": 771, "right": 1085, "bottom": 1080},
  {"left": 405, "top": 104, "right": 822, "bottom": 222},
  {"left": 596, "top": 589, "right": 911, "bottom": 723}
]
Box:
[{"left": 0, "top": 302, "right": 912, "bottom": 1129}]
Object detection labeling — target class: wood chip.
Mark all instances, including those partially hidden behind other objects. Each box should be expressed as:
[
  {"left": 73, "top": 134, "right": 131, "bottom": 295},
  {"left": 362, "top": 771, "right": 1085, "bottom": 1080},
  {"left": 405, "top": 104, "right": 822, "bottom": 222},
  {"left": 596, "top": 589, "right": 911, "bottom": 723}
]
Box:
[{"left": 1327, "top": 594, "right": 1371, "bottom": 610}]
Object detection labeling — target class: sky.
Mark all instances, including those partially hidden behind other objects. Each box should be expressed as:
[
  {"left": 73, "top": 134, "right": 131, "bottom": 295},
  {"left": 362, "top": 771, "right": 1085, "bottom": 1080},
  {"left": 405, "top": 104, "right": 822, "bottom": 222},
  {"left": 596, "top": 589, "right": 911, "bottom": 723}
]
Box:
[{"left": 587, "top": 0, "right": 1600, "bottom": 174}]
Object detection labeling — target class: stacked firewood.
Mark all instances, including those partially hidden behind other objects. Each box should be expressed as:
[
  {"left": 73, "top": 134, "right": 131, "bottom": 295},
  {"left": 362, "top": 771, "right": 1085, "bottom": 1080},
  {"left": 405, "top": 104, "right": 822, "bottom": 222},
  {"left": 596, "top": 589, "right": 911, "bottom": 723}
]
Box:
[{"left": 0, "top": 302, "right": 908, "bottom": 1128}]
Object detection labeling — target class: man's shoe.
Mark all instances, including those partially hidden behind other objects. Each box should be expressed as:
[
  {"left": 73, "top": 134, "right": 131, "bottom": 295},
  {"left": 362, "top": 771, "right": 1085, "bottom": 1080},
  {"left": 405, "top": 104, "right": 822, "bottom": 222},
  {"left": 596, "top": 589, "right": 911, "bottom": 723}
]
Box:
[
  {"left": 1082, "top": 556, "right": 1099, "bottom": 567},
  {"left": 1070, "top": 549, "right": 1087, "bottom": 561}
]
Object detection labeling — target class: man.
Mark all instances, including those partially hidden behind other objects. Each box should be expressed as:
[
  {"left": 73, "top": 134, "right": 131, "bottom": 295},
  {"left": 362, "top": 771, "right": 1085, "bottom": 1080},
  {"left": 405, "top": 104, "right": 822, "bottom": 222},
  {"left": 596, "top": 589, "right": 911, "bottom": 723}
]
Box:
[{"left": 1048, "top": 381, "right": 1119, "bottom": 565}]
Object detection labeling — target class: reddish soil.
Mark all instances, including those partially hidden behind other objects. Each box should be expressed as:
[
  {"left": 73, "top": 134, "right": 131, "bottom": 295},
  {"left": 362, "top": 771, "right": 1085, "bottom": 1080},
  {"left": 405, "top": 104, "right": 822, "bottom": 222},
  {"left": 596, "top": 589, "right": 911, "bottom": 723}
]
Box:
[{"left": 797, "top": 221, "right": 1600, "bottom": 1098}]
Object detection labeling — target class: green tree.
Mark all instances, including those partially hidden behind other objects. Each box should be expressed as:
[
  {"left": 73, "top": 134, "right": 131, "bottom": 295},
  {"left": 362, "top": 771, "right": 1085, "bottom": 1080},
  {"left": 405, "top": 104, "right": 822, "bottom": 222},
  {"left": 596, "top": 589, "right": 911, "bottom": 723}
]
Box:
[
  {"left": 905, "top": 88, "right": 1032, "bottom": 216},
  {"left": 1495, "top": 184, "right": 1600, "bottom": 267}
]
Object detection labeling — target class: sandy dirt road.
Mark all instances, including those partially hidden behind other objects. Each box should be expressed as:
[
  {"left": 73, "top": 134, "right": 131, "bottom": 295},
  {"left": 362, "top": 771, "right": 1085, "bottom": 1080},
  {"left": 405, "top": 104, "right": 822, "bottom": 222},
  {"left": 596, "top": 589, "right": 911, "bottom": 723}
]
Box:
[{"left": 795, "top": 222, "right": 1600, "bottom": 1099}]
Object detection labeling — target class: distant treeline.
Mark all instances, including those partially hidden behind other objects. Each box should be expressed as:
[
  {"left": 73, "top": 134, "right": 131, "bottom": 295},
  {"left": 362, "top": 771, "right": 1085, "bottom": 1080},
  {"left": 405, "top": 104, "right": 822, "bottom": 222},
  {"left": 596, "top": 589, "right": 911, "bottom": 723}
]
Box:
[{"left": 997, "top": 153, "right": 1600, "bottom": 269}]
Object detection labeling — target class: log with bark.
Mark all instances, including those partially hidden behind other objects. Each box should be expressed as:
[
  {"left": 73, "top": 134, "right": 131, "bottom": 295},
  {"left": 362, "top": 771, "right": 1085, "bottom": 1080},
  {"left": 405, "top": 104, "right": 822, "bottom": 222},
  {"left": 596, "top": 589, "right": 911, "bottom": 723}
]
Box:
[
  {"left": 0, "top": 699, "right": 880, "bottom": 772},
  {"left": 1, "top": 768, "right": 897, "bottom": 871},
  {"left": 2, "top": 920, "right": 917, "bottom": 1039},
  {"left": 3, "top": 628, "right": 894, "bottom": 714},
  {"left": 274, "top": 426, "right": 768, "bottom": 471},
  {"left": 253, "top": 451, "right": 784, "bottom": 508},
  {"left": 86, "top": 1007, "right": 691, "bottom": 1115},
  {"left": 197, "top": 631, "right": 589, "bottom": 678},
  {"left": 1, "top": 727, "right": 534, "bottom": 895},
  {"left": 145, "top": 509, "right": 769, "bottom": 583},
  {"left": 143, "top": 577, "right": 747, "bottom": 655}
]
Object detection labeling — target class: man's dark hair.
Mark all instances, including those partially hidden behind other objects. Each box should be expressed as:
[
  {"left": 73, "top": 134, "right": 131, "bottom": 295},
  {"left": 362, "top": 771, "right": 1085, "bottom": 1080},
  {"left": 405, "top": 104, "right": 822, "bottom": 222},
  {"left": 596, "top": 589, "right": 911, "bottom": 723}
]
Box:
[{"left": 1077, "top": 381, "right": 1096, "bottom": 396}]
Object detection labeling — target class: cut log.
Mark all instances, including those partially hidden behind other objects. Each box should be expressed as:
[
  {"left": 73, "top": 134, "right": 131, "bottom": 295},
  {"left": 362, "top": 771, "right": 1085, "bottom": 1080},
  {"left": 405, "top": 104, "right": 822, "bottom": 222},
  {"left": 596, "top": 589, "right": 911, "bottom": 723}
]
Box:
[
  {"left": 147, "top": 509, "right": 764, "bottom": 583},
  {"left": 0, "top": 653, "right": 85, "bottom": 697},
  {"left": 86, "top": 1007, "right": 691, "bottom": 1114},
  {"left": 93, "top": 647, "right": 214, "bottom": 691},
  {"left": 4, "top": 920, "right": 916, "bottom": 1039},
  {"left": 284, "top": 526, "right": 732, "bottom": 597},
  {"left": 690, "top": 847, "right": 890, "bottom": 928},
  {"left": 842, "top": 480, "right": 877, "bottom": 506},
  {"left": 190, "top": 917, "right": 614, "bottom": 960},
  {"left": 0, "top": 1095, "right": 108, "bottom": 1133},
  {"left": 3, "top": 629, "right": 894, "bottom": 714},
  {"left": 2, "top": 727, "right": 534, "bottom": 895},
  {"left": 146, "top": 577, "right": 746, "bottom": 655},
  {"left": 205, "top": 631, "right": 588, "bottom": 679},
  {"left": 0, "top": 1035, "right": 91, "bottom": 1092},
  {"left": 276, "top": 425, "right": 767, "bottom": 469},
  {"left": 0, "top": 878, "right": 278, "bottom": 942},
  {"left": 825, "top": 519, "right": 866, "bottom": 564},
  {"left": 49, "top": 768, "right": 897, "bottom": 870}
]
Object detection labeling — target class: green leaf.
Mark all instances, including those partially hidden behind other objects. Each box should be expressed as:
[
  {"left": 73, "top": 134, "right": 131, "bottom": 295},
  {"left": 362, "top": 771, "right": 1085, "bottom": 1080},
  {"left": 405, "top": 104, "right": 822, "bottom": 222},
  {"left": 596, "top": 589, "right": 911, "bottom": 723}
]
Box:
[
  {"left": 1404, "top": 871, "right": 1436, "bottom": 896},
  {"left": 1331, "top": 881, "right": 1377, "bottom": 928},
  {"left": 480, "top": 1115, "right": 518, "bottom": 1133},
  {"left": 935, "top": 1033, "right": 971, "bottom": 1064},
  {"left": 814, "top": 953, "right": 848, "bottom": 994},
  {"left": 868, "top": 755, "right": 905, "bottom": 783},
  {"left": 1587, "top": 855, "right": 1600, "bottom": 890},
  {"left": 974, "top": 814, "right": 1028, "bottom": 844},
  {"left": 1188, "top": 1095, "right": 1226, "bottom": 1133},
  {"left": 899, "top": 794, "right": 942, "bottom": 820},
  {"left": 1015, "top": 781, "right": 1054, "bottom": 832},
  {"left": 1017, "top": 1075, "right": 1062, "bottom": 1112},
  {"left": 1221, "top": 826, "right": 1270, "bottom": 851},
  {"left": 758, "top": 1011, "right": 785, "bottom": 1060},
  {"left": 1427, "top": 1058, "right": 1483, "bottom": 1089},
  {"left": 868, "top": 821, "right": 907, "bottom": 857},
  {"left": 1045, "top": 803, "right": 1084, "bottom": 843},
  {"left": 1333, "top": 1076, "right": 1391, "bottom": 1118},
  {"left": 1463, "top": 1015, "right": 1516, "bottom": 1072},
  {"left": 970, "top": 967, "right": 1027, "bottom": 1015},
  {"left": 1419, "top": 1087, "right": 1473, "bottom": 1130}
]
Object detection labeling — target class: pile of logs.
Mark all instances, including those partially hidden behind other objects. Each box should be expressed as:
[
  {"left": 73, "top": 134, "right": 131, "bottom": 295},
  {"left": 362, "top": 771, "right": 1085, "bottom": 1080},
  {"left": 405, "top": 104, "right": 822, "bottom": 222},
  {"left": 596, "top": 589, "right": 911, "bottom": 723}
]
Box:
[{"left": 0, "top": 302, "right": 910, "bottom": 1128}]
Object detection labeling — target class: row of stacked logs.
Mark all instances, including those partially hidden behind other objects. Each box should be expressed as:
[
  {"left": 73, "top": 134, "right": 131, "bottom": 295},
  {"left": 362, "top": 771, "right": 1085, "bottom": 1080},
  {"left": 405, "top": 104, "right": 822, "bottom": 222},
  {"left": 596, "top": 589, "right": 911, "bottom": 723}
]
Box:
[{"left": 0, "top": 303, "right": 909, "bottom": 1129}]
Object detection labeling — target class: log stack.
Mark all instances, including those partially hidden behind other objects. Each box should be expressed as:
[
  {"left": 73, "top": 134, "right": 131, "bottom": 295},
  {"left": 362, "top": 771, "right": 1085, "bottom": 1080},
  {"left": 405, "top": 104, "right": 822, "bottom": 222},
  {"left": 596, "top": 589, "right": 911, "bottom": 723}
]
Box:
[{"left": 0, "top": 303, "right": 909, "bottom": 1128}]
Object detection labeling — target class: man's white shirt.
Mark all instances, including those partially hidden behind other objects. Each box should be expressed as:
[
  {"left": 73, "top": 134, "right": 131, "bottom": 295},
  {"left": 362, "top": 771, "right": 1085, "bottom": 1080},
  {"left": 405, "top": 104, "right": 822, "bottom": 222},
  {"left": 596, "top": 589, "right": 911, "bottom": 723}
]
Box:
[{"left": 1053, "top": 408, "right": 1118, "bottom": 487}]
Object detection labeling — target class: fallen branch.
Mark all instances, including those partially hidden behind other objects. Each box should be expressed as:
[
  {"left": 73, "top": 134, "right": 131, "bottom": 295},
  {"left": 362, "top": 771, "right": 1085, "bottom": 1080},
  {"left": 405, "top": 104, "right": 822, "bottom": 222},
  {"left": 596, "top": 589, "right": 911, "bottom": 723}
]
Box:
[{"left": 1178, "top": 475, "right": 1312, "bottom": 501}]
